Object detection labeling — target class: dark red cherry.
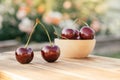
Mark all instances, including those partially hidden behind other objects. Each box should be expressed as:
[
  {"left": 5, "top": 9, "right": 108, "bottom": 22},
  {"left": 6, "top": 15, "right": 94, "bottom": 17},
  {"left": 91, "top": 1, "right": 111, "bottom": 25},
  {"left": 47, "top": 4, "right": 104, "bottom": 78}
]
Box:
[
  {"left": 80, "top": 26, "right": 95, "bottom": 39},
  {"left": 41, "top": 45, "right": 60, "bottom": 62},
  {"left": 15, "top": 47, "right": 34, "bottom": 64},
  {"left": 74, "top": 29, "right": 80, "bottom": 39},
  {"left": 61, "top": 28, "right": 79, "bottom": 39}
]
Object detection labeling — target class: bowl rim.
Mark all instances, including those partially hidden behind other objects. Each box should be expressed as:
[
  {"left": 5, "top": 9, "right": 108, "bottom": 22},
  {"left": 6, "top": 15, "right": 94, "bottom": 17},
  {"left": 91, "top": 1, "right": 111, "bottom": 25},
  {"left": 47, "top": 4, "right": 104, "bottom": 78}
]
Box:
[{"left": 55, "top": 38, "right": 96, "bottom": 41}]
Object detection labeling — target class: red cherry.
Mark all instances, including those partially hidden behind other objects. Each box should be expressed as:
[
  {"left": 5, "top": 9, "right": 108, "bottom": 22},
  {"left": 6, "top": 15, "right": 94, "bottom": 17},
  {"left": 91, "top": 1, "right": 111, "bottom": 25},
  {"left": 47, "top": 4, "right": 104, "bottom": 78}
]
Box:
[
  {"left": 74, "top": 29, "right": 80, "bottom": 40},
  {"left": 15, "top": 47, "right": 34, "bottom": 64},
  {"left": 61, "top": 28, "right": 79, "bottom": 39},
  {"left": 41, "top": 45, "right": 60, "bottom": 62},
  {"left": 37, "top": 20, "right": 60, "bottom": 63},
  {"left": 80, "top": 26, "right": 95, "bottom": 39},
  {"left": 61, "top": 28, "right": 75, "bottom": 39},
  {"left": 15, "top": 19, "right": 39, "bottom": 64}
]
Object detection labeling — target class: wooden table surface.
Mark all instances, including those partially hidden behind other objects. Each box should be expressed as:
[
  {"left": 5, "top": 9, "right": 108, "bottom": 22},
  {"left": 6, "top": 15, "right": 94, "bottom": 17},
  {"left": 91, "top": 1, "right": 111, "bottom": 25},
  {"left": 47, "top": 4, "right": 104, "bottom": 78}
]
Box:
[{"left": 0, "top": 51, "right": 120, "bottom": 80}]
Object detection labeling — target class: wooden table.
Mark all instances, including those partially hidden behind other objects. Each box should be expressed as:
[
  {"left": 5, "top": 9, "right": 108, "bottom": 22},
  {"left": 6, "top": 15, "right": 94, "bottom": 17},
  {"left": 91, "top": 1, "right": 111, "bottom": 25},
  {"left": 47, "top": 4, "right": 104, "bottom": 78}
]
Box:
[{"left": 0, "top": 51, "right": 120, "bottom": 80}]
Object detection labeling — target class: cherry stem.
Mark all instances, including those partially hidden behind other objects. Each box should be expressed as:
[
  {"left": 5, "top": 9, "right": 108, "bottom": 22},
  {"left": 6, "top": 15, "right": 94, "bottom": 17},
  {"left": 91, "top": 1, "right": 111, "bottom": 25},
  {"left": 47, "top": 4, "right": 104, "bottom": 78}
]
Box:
[
  {"left": 71, "top": 18, "right": 79, "bottom": 27},
  {"left": 37, "top": 19, "right": 53, "bottom": 46},
  {"left": 24, "top": 20, "right": 38, "bottom": 48},
  {"left": 81, "top": 20, "right": 89, "bottom": 27},
  {"left": 73, "top": 18, "right": 89, "bottom": 27},
  {"left": 54, "top": 32, "right": 68, "bottom": 39}
]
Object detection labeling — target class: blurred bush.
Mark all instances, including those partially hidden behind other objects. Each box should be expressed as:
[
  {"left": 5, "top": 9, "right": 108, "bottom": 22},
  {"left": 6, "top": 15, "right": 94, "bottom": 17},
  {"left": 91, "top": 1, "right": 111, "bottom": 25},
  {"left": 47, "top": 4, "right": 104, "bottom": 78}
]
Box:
[{"left": 0, "top": 0, "right": 106, "bottom": 43}]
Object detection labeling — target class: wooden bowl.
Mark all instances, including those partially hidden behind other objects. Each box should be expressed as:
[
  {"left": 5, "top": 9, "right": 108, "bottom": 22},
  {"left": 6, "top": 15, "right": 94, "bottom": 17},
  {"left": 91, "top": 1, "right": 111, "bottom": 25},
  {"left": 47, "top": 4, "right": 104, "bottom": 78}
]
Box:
[{"left": 55, "top": 39, "right": 96, "bottom": 58}]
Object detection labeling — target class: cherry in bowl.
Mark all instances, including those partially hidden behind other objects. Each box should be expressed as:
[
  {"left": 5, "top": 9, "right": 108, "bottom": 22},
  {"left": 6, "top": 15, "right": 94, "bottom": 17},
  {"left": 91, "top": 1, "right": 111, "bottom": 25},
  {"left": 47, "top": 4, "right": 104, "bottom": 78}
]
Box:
[
  {"left": 61, "top": 28, "right": 80, "bottom": 39},
  {"left": 80, "top": 26, "right": 95, "bottom": 40}
]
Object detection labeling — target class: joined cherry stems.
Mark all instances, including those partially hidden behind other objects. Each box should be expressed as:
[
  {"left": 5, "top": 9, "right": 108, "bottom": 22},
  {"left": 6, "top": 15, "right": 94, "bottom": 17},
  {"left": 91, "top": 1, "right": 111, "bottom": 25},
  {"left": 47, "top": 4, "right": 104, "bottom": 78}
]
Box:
[{"left": 36, "top": 19, "right": 53, "bottom": 46}]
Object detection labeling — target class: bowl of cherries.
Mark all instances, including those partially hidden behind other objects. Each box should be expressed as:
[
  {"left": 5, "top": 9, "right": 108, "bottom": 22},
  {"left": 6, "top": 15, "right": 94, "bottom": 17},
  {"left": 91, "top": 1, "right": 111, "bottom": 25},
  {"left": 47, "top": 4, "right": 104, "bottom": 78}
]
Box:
[{"left": 55, "top": 26, "right": 96, "bottom": 58}]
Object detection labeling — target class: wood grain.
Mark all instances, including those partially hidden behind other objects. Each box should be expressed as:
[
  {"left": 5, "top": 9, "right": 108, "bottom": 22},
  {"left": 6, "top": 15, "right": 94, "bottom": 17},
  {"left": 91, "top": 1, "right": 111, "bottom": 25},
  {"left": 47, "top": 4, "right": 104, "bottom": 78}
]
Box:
[{"left": 0, "top": 51, "right": 120, "bottom": 80}]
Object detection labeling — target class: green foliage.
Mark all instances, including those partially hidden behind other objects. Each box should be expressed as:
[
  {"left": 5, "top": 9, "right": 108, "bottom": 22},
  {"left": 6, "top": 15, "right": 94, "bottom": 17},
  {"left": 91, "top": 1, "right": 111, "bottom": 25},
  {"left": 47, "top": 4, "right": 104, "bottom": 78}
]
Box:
[
  {"left": 32, "top": 23, "right": 56, "bottom": 42},
  {"left": 53, "top": 25, "right": 62, "bottom": 38},
  {"left": 0, "top": 21, "right": 23, "bottom": 41}
]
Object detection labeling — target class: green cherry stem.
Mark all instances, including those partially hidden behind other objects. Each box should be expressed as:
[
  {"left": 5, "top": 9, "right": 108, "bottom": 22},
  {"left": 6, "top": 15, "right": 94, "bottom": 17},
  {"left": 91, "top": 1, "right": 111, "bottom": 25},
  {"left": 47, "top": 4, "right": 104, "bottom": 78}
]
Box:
[
  {"left": 37, "top": 19, "right": 53, "bottom": 46},
  {"left": 71, "top": 18, "right": 79, "bottom": 27},
  {"left": 74, "top": 18, "right": 89, "bottom": 27},
  {"left": 81, "top": 20, "right": 89, "bottom": 27},
  {"left": 24, "top": 20, "right": 38, "bottom": 48}
]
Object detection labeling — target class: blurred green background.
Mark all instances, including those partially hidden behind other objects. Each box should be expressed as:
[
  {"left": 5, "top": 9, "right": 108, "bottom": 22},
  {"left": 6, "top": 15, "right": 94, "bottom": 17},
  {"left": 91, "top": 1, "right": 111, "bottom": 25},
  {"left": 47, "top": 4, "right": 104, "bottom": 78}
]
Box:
[
  {"left": 0, "top": 0, "right": 120, "bottom": 58},
  {"left": 0, "top": 0, "right": 107, "bottom": 42}
]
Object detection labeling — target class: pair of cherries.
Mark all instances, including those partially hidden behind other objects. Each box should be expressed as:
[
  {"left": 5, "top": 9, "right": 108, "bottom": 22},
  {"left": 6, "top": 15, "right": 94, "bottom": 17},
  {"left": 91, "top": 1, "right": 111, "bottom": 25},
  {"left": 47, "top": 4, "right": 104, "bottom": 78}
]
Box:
[
  {"left": 15, "top": 19, "right": 60, "bottom": 64},
  {"left": 15, "top": 45, "right": 60, "bottom": 64},
  {"left": 61, "top": 26, "right": 95, "bottom": 40}
]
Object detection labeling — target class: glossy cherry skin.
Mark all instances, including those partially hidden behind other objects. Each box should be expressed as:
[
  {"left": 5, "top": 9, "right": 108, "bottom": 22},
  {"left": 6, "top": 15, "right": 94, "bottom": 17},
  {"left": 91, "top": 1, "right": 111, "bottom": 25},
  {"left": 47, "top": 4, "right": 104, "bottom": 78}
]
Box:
[
  {"left": 41, "top": 45, "right": 60, "bottom": 62},
  {"left": 15, "top": 47, "right": 34, "bottom": 64},
  {"left": 74, "top": 29, "right": 80, "bottom": 40},
  {"left": 80, "top": 26, "right": 95, "bottom": 39},
  {"left": 61, "top": 28, "right": 79, "bottom": 39}
]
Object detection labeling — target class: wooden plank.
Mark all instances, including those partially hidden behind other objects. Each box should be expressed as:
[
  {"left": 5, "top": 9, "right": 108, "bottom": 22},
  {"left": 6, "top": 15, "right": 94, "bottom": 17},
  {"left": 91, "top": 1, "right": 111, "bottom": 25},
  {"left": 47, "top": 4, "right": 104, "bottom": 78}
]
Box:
[
  {"left": 0, "top": 58, "right": 86, "bottom": 80},
  {"left": 0, "top": 51, "right": 120, "bottom": 80},
  {"left": 63, "top": 55, "right": 120, "bottom": 72},
  {"left": 0, "top": 52, "right": 87, "bottom": 80}
]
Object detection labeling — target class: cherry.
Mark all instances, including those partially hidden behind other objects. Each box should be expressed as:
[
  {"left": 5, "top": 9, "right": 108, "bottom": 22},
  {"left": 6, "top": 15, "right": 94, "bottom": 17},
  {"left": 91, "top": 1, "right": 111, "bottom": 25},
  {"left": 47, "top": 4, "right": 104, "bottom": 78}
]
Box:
[
  {"left": 80, "top": 26, "right": 95, "bottom": 39},
  {"left": 74, "top": 29, "right": 80, "bottom": 39},
  {"left": 15, "top": 48, "right": 34, "bottom": 64},
  {"left": 15, "top": 19, "right": 39, "bottom": 64},
  {"left": 41, "top": 45, "right": 60, "bottom": 62},
  {"left": 61, "top": 28, "right": 79, "bottom": 39},
  {"left": 61, "top": 28, "right": 75, "bottom": 39},
  {"left": 37, "top": 20, "right": 60, "bottom": 62}
]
